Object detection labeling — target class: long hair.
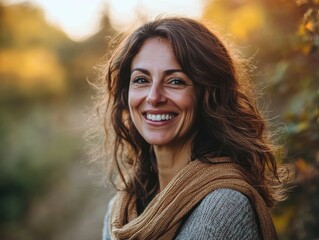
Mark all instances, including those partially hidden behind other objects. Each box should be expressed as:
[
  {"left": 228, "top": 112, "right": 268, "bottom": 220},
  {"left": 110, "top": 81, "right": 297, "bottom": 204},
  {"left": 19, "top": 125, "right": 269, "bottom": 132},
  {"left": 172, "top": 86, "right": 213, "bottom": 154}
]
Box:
[{"left": 95, "top": 17, "right": 287, "bottom": 210}]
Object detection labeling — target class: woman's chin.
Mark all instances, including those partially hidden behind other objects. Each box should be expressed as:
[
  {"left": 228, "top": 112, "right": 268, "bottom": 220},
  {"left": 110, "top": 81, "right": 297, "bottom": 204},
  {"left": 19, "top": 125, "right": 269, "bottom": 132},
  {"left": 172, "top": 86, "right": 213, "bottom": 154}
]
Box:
[{"left": 144, "top": 136, "right": 171, "bottom": 146}]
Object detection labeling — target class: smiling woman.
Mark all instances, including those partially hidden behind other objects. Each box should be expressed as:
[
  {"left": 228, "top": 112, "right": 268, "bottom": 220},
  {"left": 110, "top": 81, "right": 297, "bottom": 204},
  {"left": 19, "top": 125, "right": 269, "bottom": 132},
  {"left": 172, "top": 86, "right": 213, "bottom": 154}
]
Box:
[
  {"left": 92, "top": 17, "right": 288, "bottom": 240},
  {"left": 129, "top": 38, "right": 197, "bottom": 150}
]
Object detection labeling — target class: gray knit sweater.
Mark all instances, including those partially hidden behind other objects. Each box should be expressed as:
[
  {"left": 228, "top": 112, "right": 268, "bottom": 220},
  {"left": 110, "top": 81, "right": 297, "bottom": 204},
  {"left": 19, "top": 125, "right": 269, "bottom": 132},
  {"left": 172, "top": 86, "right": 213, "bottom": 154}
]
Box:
[{"left": 102, "top": 188, "right": 261, "bottom": 239}]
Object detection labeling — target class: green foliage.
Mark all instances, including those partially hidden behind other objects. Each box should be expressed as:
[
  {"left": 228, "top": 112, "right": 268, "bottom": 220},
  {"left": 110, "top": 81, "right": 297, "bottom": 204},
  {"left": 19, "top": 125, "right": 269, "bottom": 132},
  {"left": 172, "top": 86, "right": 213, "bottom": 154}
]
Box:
[
  {"left": 0, "top": 104, "right": 77, "bottom": 223},
  {"left": 0, "top": 2, "right": 115, "bottom": 239}
]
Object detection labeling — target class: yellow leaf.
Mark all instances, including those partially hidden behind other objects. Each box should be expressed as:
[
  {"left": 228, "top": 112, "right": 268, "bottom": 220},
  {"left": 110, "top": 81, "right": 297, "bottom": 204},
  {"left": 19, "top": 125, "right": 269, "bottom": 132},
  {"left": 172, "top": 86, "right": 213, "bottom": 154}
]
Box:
[
  {"left": 273, "top": 206, "right": 295, "bottom": 235},
  {"left": 305, "top": 21, "right": 315, "bottom": 32}
]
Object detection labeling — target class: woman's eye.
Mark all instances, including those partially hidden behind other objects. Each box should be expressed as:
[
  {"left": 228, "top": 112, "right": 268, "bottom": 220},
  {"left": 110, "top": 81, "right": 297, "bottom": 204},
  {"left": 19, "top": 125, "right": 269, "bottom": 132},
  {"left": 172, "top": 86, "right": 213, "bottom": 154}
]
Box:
[
  {"left": 132, "top": 77, "right": 148, "bottom": 84},
  {"left": 169, "top": 78, "right": 186, "bottom": 86}
]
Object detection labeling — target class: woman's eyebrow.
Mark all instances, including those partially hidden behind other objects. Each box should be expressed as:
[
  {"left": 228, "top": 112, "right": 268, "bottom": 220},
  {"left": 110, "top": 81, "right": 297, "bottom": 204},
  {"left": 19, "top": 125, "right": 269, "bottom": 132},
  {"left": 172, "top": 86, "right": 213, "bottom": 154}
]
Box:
[
  {"left": 131, "top": 68, "right": 150, "bottom": 75},
  {"left": 163, "top": 69, "right": 184, "bottom": 76}
]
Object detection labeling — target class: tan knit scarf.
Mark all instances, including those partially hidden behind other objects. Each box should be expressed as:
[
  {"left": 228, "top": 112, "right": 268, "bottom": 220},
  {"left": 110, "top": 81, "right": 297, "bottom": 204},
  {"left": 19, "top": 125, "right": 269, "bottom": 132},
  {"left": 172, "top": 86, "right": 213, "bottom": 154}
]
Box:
[{"left": 110, "top": 158, "right": 277, "bottom": 240}]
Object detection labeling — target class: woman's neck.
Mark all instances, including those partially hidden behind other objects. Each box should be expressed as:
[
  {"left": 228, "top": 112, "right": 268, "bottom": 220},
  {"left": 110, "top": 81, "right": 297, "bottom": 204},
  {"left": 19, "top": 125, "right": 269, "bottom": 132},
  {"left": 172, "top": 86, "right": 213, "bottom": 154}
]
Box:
[{"left": 154, "top": 141, "right": 192, "bottom": 192}]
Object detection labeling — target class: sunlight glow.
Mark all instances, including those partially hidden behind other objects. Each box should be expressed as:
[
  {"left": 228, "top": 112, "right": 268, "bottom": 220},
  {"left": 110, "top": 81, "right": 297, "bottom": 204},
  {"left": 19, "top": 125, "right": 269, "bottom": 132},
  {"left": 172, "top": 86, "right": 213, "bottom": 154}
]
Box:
[
  {"left": 5, "top": 0, "right": 106, "bottom": 41},
  {"left": 5, "top": 0, "right": 204, "bottom": 40},
  {"left": 108, "top": 0, "right": 204, "bottom": 31}
]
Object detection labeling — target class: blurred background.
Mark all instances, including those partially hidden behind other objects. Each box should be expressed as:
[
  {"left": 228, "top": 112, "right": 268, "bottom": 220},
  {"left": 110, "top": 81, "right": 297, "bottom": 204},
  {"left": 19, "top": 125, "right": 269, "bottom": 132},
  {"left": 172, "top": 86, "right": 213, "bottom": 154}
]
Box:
[{"left": 0, "top": 0, "right": 318, "bottom": 239}]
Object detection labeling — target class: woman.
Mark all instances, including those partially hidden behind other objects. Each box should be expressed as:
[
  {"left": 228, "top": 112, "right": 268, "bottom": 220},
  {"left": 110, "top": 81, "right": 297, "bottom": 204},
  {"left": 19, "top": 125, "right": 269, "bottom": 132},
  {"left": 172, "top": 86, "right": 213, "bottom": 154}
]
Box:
[{"left": 96, "top": 17, "right": 287, "bottom": 239}]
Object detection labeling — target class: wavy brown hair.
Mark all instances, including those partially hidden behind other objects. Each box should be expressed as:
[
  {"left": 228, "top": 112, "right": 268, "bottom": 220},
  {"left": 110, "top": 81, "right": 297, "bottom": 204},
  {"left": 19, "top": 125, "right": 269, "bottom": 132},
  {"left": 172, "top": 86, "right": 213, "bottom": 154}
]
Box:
[{"left": 94, "top": 17, "right": 287, "bottom": 211}]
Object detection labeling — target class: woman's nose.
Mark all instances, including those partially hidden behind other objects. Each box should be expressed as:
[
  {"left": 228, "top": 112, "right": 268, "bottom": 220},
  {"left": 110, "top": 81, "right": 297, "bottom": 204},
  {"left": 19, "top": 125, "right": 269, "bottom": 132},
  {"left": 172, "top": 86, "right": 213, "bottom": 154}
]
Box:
[{"left": 146, "top": 83, "right": 167, "bottom": 106}]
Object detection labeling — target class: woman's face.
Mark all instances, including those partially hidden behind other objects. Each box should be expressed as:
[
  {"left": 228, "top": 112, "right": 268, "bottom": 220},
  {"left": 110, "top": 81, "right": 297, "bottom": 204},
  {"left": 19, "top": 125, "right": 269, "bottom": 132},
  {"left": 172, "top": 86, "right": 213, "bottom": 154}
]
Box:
[{"left": 128, "top": 37, "right": 197, "bottom": 147}]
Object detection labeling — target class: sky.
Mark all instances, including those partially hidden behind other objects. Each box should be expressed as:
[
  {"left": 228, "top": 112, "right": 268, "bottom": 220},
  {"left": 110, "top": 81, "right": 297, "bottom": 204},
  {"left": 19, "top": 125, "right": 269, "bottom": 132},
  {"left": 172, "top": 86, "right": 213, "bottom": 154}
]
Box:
[{"left": 4, "top": 0, "right": 205, "bottom": 41}]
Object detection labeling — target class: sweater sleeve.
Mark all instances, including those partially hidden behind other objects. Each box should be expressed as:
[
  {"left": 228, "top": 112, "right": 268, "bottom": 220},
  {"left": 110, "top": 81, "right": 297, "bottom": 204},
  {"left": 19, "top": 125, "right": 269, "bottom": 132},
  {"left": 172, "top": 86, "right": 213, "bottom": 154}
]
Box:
[
  {"left": 175, "top": 188, "right": 262, "bottom": 240},
  {"left": 102, "top": 197, "right": 115, "bottom": 240}
]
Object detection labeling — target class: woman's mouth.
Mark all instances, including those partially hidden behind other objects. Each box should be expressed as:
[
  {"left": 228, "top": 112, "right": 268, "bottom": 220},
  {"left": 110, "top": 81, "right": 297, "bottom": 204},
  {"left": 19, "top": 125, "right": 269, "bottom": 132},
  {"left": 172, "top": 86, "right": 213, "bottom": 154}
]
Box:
[{"left": 145, "top": 113, "right": 176, "bottom": 122}]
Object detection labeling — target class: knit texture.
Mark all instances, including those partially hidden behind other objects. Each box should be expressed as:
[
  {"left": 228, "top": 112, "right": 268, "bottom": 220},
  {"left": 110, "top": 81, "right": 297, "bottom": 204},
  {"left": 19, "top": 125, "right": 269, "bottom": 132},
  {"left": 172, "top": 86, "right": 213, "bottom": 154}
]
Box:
[
  {"left": 108, "top": 158, "right": 277, "bottom": 240},
  {"left": 103, "top": 189, "right": 261, "bottom": 240},
  {"left": 175, "top": 189, "right": 261, "bottom": 239}
]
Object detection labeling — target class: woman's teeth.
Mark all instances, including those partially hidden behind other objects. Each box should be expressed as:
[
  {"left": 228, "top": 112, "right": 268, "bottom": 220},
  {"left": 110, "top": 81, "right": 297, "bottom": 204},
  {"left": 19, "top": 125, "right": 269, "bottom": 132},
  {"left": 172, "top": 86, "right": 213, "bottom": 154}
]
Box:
[{"left": 146, "top": 113, "right": 175, "bottom": 121}]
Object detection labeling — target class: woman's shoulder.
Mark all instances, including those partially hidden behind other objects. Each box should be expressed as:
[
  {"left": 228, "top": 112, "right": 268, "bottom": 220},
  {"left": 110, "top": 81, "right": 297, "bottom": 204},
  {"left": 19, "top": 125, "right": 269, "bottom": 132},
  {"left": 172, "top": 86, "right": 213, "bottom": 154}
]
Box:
[
  {"left": 175, "top": 188, "right": 261, "bottom": 240},
  {"left": 199, "top": 188, "right": 252, "bottom": 209},
  {"left": 189, "top": 188, "right": 256, "bottom": 223}
]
